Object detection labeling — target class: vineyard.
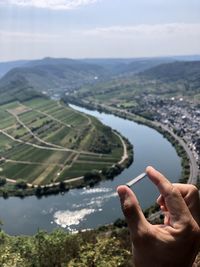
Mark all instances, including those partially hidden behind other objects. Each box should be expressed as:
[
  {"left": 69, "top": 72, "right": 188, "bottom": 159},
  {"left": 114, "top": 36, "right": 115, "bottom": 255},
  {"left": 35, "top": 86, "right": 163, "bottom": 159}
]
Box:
[{"left": 0, "top": 98, "right": 123, "bottom": 186}]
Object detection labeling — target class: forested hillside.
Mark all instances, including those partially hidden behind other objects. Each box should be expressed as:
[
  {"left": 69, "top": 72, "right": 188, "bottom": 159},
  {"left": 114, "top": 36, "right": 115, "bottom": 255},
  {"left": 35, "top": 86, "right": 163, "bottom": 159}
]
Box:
[
  {"left": 0, "top": 58, "right": 107, "bottom": 97},
  {"left": 71, "top": 60, "right": 200, "bottom": 102},
  {"left": 140, "top": 61, "right": 200, "bottom": 83},
  {"left": 0, "top": 56, "right": 187, "bottom": 100}
]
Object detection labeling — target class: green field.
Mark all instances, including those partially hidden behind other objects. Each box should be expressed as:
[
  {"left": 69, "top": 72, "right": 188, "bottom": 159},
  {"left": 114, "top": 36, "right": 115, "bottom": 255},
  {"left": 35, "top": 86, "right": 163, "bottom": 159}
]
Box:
[{"left": 0, "top": 97, "right": 123, "bottom": 186}]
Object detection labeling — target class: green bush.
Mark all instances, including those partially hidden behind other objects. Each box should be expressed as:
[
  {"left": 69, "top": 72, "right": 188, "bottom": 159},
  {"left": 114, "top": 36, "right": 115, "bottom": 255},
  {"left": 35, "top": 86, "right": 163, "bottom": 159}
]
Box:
[
  {"left": 0, "top": 177, "right": 6, "bottom": 187},
  {"left": 15, "top": 180, "right": 28, "bottom": 190}
]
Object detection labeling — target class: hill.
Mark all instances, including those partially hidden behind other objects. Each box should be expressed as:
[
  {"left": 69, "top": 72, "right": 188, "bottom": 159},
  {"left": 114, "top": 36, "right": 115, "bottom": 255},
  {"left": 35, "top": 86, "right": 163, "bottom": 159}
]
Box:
[
  {"left": 0, "top": 60, "right": 29, "bottom": 78},
  {"left": 0, "top": 76, "right": 44, "bottom": 105},
  {"left": 80, "top": 57, "right": 174, "bottom": 75},
  {"left": 1, "top": 56, "right": 199, "bottom": 91},
  {"left": 71, "top": 60, "right": 200, "bottom": 104},
  {"left": 0, "top": 58, "right": 108, "bottom": 98},
  {"left": 0, "top": 57, "right": 179, "bottom": 100},
  {"left": 0, "top": 58, "right": 133, "bottom": 196},
  {"left": 137, "top": 60, "right": 200, "bottom": 97},
  {"left": 80, "top": 55, "right": 200, "bottom": 76},
  {"left": 140, "top": 60, "right": 200, "bottom": 83}
]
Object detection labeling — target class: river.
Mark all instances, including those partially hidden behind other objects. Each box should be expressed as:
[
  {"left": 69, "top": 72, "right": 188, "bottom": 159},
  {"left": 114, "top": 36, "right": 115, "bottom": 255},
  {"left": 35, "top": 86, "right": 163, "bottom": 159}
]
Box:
[{"left": 0, "top": 105, "right": 182, "bottom": 235}]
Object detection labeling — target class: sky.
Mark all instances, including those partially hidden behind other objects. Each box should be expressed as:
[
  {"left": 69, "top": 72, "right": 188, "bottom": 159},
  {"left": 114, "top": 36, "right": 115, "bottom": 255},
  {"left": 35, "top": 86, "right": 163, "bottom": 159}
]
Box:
[{"left": 0, "top": 0, "right": 200, "bottom": 61}]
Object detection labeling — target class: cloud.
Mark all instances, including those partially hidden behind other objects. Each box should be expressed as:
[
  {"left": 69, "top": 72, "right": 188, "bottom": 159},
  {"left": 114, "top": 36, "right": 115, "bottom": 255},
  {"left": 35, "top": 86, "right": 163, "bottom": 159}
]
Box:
[
  {"left": 0, "top": 30, "right": 60, "bottom": 43},
  {"left": 78, "top": 23, "right": 200, "bottom": 57},
  {"left": 82, "top": 23, "right": 200, "bottom": 38},
  {"left": 0, "top": 0, "right": 100, "bottom": 10},
  {"left": 1, "top": 23, "right": 200, "bottom": 60}
]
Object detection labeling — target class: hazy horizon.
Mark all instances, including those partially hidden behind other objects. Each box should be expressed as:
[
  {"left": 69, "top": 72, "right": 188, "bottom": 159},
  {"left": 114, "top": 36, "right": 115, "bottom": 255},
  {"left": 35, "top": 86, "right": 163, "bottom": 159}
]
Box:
[{"left": 1, "top": 54, "right": 200, "bottom": 64}]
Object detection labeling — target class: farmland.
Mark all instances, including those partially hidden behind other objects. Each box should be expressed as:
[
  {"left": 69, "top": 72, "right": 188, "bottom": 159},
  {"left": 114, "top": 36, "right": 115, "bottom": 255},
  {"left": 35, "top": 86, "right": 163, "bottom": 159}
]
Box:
[{"left": 0, "top": 97, "right": 125, "bottom": 191}]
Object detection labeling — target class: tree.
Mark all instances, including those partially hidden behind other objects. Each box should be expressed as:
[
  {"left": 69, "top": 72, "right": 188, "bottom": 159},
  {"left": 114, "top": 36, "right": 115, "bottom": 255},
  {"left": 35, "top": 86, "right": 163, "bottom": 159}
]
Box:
[
  {"left": 68, "top": 236, "right": 131, "bottom": 267},
  {"left": 84, "top": 171, "right": 101, "bottom": 184},
  {"left": 15, "top": 180, "right": 27, "bottom": 190},
  {"left": 0, "top": 178, "right": 6, "bottom": 187}
]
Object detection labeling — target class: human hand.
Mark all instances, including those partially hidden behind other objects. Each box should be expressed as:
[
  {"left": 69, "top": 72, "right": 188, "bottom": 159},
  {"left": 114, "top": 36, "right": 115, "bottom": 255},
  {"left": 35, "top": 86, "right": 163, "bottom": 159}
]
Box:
[{"left": 117, "top": 166, "right": 200, "bottom": 267}]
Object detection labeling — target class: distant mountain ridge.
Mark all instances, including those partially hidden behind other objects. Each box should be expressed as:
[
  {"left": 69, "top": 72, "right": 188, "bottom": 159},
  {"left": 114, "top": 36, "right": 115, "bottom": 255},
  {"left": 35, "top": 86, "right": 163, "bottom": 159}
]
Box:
[
  {"left": 0, "top": 56, "right": 173, "bottom": 82},
  {"left": 0, "top": 57, "right": 175, "bottom": 103},
  {"left": 0, "top": 57, "right": 200, "bottom": 105},
  {"left": 0, "top": 60, "right": 29, "bottom": 78},
  {"left": 1, "top": 54, "right": 200, "bottom": 78},
  {"left": 0, "top": 58, "right": 107, "bottom": 99},
  {"left": 79, "top": 57, "right": 175, "bottom": 75},
  {"left": 69, "top": 59, "right": 200, "bottom": 100}
]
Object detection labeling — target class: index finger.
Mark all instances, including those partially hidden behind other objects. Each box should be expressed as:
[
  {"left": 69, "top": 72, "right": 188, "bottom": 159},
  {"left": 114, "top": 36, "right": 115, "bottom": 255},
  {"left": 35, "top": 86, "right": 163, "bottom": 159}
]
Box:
[{"left": 146, "top": 166, "right": 192, "bottom": 228}]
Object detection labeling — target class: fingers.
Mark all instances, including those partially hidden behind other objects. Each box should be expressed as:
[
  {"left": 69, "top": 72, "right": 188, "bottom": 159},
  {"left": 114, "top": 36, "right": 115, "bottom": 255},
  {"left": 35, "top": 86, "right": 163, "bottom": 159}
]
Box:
[
  {"left": 117, "top": 185, "right": 149, "bottom": 239},
  {"left": 155, "top": 180, "right": 200, "bottom": 227},
  {"left": 146, "top": 166, "right": 192, "bottom": 228},
  {"left": 172, "top": 184, "right": 200, "bottom": 226}
]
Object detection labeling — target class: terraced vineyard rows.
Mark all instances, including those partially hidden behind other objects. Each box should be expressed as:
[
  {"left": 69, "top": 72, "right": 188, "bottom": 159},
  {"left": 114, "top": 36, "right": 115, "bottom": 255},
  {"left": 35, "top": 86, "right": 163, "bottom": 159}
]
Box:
[{"left": 0, "top": 97, "right": 124, "bottom": 186}]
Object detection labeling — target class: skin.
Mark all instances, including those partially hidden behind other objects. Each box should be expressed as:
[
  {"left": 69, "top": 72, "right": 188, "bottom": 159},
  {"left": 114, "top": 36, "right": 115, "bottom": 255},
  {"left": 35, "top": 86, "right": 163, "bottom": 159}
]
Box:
[{"left": 117, "top": 166, "right": 200, "bottom": 267}]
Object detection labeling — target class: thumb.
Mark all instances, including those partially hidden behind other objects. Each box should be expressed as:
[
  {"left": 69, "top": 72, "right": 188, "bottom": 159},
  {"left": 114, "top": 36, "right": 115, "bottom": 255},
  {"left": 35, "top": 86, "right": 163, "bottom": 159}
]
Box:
[{"left": 117, "top": 185, "right": 149, "bottom": 239}]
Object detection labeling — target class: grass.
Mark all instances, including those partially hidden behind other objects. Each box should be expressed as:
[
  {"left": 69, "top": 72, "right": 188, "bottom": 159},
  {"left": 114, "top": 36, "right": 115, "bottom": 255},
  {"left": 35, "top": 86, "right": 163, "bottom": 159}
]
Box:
[
  {"left": 0, "top": 162, "right": 47, "bottom": 182},
  {"left": 77, "top": 155, "right": 117, "bottom": 163},
  {"left": 0, "top": 110, "right": 16, "bottom": 129},
  {"left": 32, "top": 164, "right": 62, "bottom": 185},
  {"left": 58, "top": 161, "right": 113, "bottom": 180},
  {"left": 0, "top": 101, "right": 20, "bottom": 110},
  {"left": 40, "top": 165, "right": 62, "bottom": 184},
  {"left": 0, "top": 133, "right": 14, "bottom": 148},
  {"left": 3, "top": 144, "right": 55, "bottom": 162},
  {"left": 44, "top": 126, "right": 72, "bottom": 147}
]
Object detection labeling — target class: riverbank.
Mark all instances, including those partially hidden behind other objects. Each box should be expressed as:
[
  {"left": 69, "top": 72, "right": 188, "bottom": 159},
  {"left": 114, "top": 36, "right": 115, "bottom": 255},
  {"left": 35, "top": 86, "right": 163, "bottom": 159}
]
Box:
[{"left": 64, "top": 98, "right": 198, "bottom": 185}]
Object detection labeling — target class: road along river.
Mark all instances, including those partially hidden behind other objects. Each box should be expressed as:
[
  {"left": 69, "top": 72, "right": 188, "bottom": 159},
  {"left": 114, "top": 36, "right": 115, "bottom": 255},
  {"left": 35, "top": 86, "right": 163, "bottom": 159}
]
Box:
[{"left": 0, "top": 105, "right": 182, "bottom": 235}]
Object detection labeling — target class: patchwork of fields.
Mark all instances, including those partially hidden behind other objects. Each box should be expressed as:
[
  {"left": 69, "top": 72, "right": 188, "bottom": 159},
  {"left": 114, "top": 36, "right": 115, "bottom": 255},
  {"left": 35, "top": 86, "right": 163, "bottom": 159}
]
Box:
[{"left": 0, "top": 98, "right": 123, "bottom": 185}]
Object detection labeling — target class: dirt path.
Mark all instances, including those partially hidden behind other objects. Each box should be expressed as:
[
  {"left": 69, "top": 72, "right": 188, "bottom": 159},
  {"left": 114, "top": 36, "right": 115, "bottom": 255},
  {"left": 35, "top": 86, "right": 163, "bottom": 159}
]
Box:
[
  {"left": 5, "top": 175, "right": 84, "bottom": 188},
  {"left": 5, "top": 178, "right": 17, "bottom": 184},
  {"left": 7, "top": 110, "right": 66, "bottom": 150},
  {"left": 5, "top": 159, "right": 63, "bottom": 167},
  {"left": 37, "top": 110, "right": 72, "bottom": 128},
  {"left": 113, "top": 131, "right": 128, "bottom": 165},
  {"left": 0, "top": 129, "right": 101, "bottom": 156}
]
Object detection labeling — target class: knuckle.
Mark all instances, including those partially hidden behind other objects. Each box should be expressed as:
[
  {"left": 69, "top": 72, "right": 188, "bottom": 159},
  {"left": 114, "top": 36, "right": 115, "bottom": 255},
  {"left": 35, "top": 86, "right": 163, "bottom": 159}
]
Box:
[
  {"left": 122, "top": 201, "right": 134, "bottom": 218},
  {"left": 171, "top": 186, "right": 181, "bottom": 197},
  {"left": 189, "top": 184, "right": 199, "bottom": 195}
]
